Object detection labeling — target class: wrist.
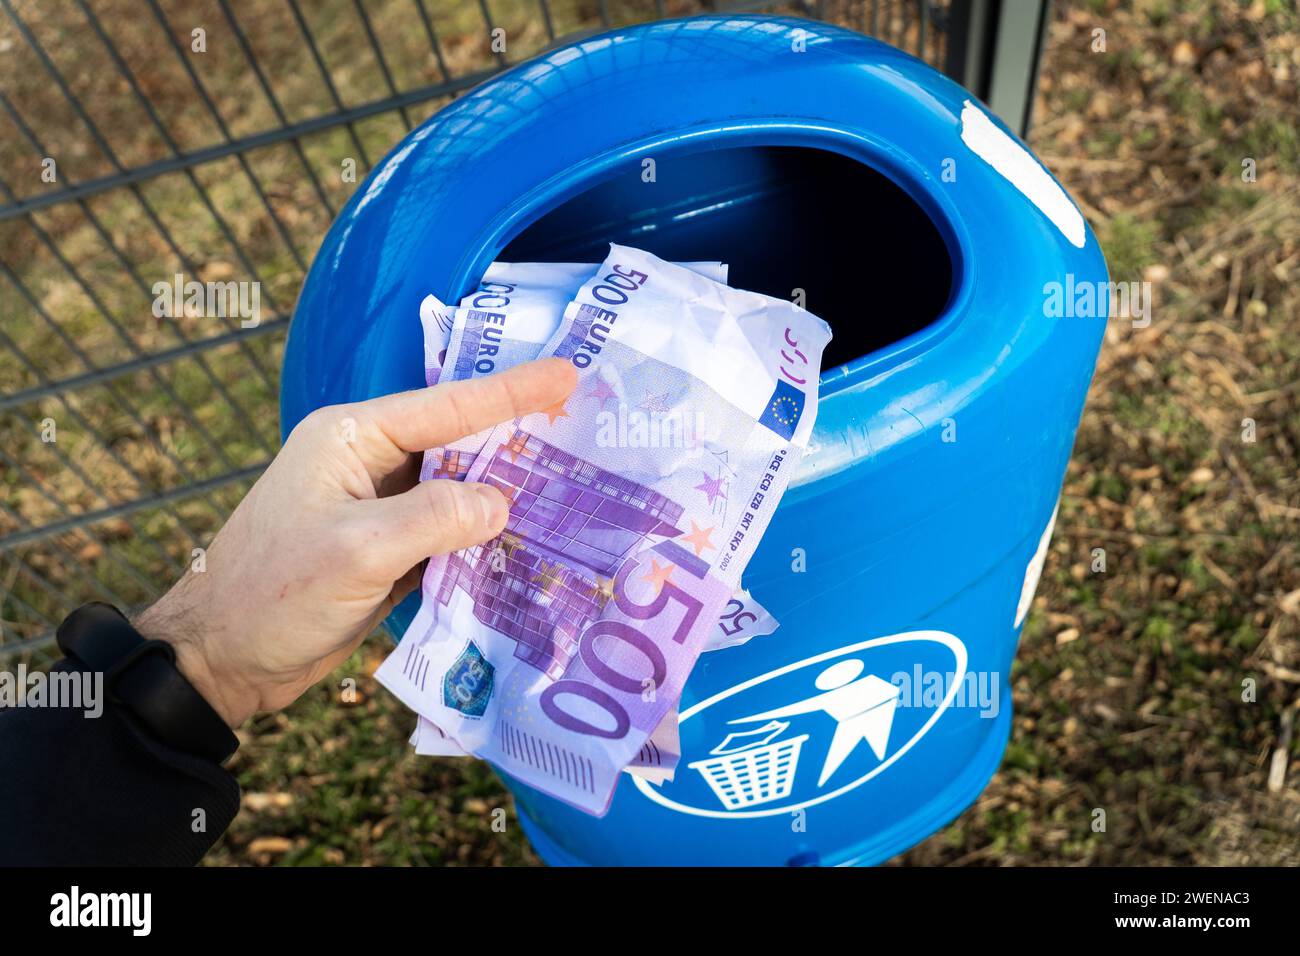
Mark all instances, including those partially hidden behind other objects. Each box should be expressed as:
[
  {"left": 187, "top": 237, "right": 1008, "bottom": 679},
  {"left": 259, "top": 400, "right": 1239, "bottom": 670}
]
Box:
[{"left": 135, "top": 596, "right": 257, "bottom": 729}]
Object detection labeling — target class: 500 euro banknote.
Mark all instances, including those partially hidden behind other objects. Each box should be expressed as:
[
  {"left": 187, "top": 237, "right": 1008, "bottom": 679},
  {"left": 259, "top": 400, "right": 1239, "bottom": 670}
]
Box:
[
  {"left": 378, "top": 245, "right": 830, "bottom": 813},
  {"left": 410, "top": 258, "right": 766, "bottom": 768},
  {"left": 417, "top": 260, "right": 725, "bottom": 389},
  {"left": 412, "top": 259, "right": 774, "bottom": 772},
  {"left": 438, "top": 260, "right": 777, "bottom": 636},
  {"left": 417, "top": 257, "right": 776, "bottom": 647},
  {"left": 447, "top": 260, "right": 726, "bottom": 384}
]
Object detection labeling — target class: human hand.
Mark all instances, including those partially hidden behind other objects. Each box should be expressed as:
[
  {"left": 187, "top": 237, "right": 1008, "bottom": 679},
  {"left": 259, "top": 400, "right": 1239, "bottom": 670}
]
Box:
[{"left": 136, "top": 358, "right": 577, "bottom": 728}]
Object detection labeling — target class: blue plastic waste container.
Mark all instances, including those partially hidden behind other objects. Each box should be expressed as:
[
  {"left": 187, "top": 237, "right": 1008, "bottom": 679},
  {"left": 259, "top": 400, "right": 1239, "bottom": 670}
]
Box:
[{"left": 282, "top": 14, "right": 1107, "bottom": 865}]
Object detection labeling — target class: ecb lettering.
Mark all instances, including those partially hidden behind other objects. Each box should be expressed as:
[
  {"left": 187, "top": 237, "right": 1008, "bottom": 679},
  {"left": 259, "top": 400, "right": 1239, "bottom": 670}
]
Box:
[{"left": 729, "top": 454, "right": 783, "bottom": 553}]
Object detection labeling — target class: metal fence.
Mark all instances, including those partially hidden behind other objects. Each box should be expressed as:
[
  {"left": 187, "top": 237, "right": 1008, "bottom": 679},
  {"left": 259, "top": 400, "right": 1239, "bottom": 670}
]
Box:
[{"left": 0, "top": 0, "right": 1044, "bottom": 658}]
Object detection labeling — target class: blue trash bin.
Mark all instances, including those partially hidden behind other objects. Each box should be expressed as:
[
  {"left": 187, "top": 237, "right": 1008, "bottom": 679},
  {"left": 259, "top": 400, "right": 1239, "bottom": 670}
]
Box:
[{"left": 281, "top": 15, "right": 1107, "bottom": 865}]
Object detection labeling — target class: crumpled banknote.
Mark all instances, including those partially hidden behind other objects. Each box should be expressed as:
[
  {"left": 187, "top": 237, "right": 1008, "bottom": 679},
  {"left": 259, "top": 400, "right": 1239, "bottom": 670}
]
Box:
[
  {"left": 446, "top": 260, "right": 725, "bottom": 383},
  {"left": 412, "top": 258, "right": 771, "bottom": 776},
  {"left": 418, "top": 261, "right": 725, "bottom": 387},
  {"left": 378, "top": 244, "right": 830, "bottom": 814}
]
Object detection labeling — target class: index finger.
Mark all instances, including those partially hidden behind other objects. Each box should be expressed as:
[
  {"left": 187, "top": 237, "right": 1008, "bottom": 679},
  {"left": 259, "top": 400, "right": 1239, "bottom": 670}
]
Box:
[{"left": 354, "top": 358, "right": 577, "bottom": 474}]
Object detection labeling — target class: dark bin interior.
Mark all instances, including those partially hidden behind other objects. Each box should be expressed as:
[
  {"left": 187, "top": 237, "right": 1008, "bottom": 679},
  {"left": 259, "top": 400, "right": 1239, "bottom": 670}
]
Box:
[{"left": 502, "top": 146, "right": 953, "bottom": 372}]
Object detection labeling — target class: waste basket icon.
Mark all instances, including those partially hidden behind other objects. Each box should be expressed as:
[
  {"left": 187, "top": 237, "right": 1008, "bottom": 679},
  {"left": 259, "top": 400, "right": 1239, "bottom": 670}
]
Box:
[
  {"left": 688, "top": 721, "right": 810, "bottom": 811},
  {"left": 282, "top": 15, "right": 1108, "bottom": 865}
]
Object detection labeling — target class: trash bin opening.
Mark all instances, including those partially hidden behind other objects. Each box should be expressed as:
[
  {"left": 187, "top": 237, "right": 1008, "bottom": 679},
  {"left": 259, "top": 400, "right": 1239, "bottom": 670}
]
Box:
[{"left": 500, "top": 145, "right": 954, "bottom": 373}]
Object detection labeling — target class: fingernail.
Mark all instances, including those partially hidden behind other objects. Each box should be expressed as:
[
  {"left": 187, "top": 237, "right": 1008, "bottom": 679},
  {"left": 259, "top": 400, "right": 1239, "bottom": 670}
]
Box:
[{"left": 474, "top": 484, "right": 508, "bottom": 529}]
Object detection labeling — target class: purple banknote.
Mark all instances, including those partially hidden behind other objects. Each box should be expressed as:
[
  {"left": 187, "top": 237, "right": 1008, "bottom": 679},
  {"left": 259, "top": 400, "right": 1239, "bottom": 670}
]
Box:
[{"left": 379, "top": 245, "right": 830, "bottom": 813}]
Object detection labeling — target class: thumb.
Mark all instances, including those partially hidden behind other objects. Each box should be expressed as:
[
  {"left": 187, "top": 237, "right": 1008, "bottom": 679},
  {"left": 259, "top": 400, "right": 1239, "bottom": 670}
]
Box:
[{"left": 360, "top": 479, "right": 509, "bottom": 578}]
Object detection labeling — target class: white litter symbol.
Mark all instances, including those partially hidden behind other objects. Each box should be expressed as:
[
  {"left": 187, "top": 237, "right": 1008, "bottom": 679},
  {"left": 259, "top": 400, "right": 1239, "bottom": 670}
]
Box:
[
  {"left": 689, "top": 659, "right": 901, "bottom": 809},
  {"left": 639, "top": 632, "right": 965, "bottom": 820}
]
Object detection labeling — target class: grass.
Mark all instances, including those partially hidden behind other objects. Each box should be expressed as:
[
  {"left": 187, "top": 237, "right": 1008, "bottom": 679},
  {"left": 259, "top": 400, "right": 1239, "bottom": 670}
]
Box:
[{"left": 3, "top": 0, "right": 1298, "bottom": 865}]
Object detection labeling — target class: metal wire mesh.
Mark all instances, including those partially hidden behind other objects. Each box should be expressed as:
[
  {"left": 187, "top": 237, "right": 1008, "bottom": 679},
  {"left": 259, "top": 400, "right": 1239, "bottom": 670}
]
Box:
[{"left": 0, "top": 0, "right": 954, "bottom": 659}]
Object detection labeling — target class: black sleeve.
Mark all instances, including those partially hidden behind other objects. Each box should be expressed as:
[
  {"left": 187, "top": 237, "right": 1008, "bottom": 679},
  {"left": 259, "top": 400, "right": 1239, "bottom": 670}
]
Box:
[{"left": 0, "top": 658, "right": 241, "bottom": 866}]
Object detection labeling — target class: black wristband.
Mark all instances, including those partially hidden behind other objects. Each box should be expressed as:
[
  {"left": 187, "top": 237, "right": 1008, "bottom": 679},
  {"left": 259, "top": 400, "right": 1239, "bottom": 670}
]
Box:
[{"left": 57, "top": 603, "right": 239, "bottom": 764}]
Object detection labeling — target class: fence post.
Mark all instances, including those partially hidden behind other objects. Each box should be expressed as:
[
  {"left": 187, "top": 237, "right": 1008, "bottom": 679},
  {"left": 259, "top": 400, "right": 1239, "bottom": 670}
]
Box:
[{"left": 944, "top": 0, "right": 1052, "bottom": 137}]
